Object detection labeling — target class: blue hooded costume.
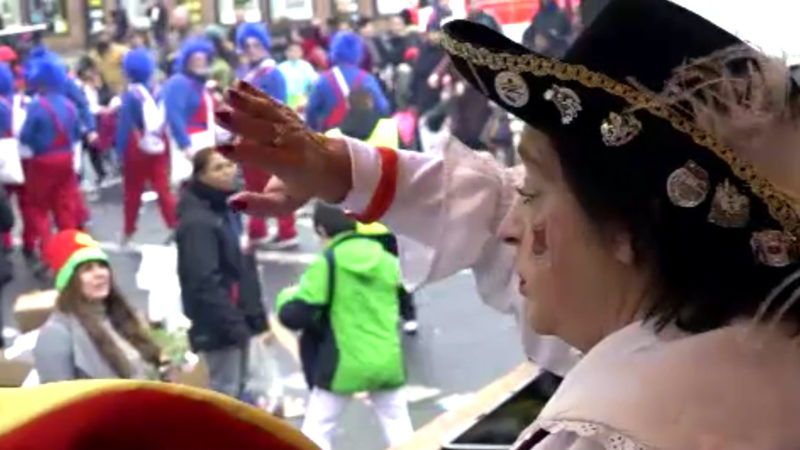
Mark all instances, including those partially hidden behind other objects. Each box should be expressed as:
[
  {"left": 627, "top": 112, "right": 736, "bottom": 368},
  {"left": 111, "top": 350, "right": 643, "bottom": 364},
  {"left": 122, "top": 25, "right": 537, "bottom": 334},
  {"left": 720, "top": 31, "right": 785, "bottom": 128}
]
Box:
[
  {"left": 115, "top": 48, "right": 157, "bottom": 159},
  {"left": 306, "top": 31, "right": 389, "bottom": 132},
  {"left": 26, "top": 46, "right": 96, "bottom": 134},
  {"left": 0, "top": 63, "right": 13, "bottom": 137},
  {"left": 115, "top": 48, "right": 176, "bottom": 238},
  {"left": 19, "top": 56, "right": 81, "bottom": 156},
  {"left": 161, "top": 38, "right": 215, "bottom": 151},
  {"left": 235, "top": 23, "right": 287, "bottom": 104}
]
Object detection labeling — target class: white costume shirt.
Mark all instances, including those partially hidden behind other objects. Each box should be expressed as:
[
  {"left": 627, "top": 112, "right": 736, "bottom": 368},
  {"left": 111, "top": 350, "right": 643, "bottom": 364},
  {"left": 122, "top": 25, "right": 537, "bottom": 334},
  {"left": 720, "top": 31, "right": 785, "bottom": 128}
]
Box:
[{"left": 339, "top": 136, "right": 581, "bottom": 376}]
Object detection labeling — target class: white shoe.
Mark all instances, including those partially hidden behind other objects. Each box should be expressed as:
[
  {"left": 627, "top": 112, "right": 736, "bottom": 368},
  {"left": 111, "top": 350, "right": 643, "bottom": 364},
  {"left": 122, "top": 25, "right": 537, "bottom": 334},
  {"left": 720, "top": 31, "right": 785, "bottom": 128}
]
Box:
[
  {"left": 403, "top": 320, "right": 419, "bottom": 335},
  {"left": 263, "top": 235, "right": 300, "bottom": 250},
  {"left": 2, "top": 326, "right": 19, "bottom": 343},
  {"left": 119, "top": 234, "right": 134, "bottom": 250}
]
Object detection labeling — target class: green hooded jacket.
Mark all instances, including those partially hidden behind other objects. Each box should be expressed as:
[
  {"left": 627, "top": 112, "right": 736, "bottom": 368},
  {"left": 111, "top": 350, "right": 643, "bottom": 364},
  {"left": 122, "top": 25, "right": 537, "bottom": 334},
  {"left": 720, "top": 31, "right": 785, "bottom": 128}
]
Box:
[{"left": 276, "top": 232, "right": 405, "bottom": 393}]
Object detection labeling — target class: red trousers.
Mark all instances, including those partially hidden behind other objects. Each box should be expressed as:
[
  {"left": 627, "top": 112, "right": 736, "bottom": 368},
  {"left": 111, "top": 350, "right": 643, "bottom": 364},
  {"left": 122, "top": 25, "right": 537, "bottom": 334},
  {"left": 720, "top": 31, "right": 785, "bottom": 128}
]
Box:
[
  {"left": 71, "top": 175, "right": 90, "bottom": 227},
  {"left": 123, "top": 147, "right": 176, "bottom": 236},
  {"left": 27, "top": 152, "right": 79, "bottom": 252},
  {"left": 242, "top": 166, "right": 296, "bottom": 240},
  {"left": 3, "top": 174, "right": 34, "bottom": 252}
]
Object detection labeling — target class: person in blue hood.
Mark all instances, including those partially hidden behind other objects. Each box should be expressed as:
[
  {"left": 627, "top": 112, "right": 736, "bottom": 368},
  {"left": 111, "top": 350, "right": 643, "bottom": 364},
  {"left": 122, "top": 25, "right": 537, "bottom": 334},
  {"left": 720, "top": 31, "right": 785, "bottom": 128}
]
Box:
[
  {"left": 116, "top": 48, "right": 177, "bottom": 246},
  {"left": 19, "top": 56, "right": 81, "bottom": 254},
  {"left": 306, "top": 31, "right": 389, "bottom": 132},
  {"left": 234, "top": 22, "right": 297, "bottom": 248},
  {"left": 26, "top": 46, "right": 97, "bottom": 140},
  {"left": 26, "top": 47, "right": 96, "bottom": 230},
  {"left": 0, "top": 62, "right": 35, "bottom": 257},
  {"left": 162, "top": 37, "right": 218, "bottom": 168}
]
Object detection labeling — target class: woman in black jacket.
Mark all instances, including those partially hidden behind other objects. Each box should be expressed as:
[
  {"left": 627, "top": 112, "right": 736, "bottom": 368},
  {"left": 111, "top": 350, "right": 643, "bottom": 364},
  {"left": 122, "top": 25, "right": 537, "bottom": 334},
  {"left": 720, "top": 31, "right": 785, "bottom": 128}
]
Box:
[{"left": 175, "top": 148, "right": 267, "bottom": 399}]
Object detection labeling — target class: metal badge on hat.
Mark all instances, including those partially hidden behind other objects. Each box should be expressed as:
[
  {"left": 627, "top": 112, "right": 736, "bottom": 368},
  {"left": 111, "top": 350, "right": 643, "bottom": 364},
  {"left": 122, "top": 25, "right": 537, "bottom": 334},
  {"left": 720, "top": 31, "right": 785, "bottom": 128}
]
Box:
[
  {"left": 494, "top": 71, "right": 530, "bottom": 108},
  {"left": 543, "top": 84, "right": 582, "bottom": 124},
  {"left": 751, "top": 230, "right": 795, "bottom": 267},
  {"left": 601, "top": 111, "right": 642, "bottom": 147},
  {"left": 666, "top": 160, "right": 710, "bottom": 208},
  {"left": 707, "top": 179, "right": 750, "bottom": 228}
]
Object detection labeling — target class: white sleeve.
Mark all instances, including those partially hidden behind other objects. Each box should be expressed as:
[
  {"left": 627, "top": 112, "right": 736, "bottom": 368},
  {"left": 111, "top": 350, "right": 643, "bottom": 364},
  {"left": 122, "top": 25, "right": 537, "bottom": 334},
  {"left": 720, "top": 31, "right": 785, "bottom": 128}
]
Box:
[
  {"left": 339, "top": 137, "right": 581, "bottom": 376},
  {"left": 340, "top": 136, "right": 516, "bottom": 288}
]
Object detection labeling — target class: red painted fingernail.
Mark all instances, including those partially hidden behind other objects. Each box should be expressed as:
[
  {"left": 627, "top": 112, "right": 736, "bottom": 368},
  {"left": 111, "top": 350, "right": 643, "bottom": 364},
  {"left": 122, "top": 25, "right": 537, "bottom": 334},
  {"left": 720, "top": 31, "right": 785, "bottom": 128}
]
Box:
[
  {"left": 227, "top": 88, "right": 244, "bottom": 101},
  {"left": 215, "top": 110, "right": 232, "bottom": 125},
  {"left": 216, "top": 144, "right": 235, "bottom": 156},
  {"left": 229, "top": 198, "right": 247, "bottom": 212},
  {"left": 237, "top": 80, "right": 257, "bottom": 93}
]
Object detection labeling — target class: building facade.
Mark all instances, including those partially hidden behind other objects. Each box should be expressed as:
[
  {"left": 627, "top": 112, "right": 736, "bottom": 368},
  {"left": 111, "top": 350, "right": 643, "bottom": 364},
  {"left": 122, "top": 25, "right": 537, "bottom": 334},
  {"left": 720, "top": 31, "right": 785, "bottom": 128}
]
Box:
[{"left": 0, "top": 0, "right": 383, "bottom": 52}]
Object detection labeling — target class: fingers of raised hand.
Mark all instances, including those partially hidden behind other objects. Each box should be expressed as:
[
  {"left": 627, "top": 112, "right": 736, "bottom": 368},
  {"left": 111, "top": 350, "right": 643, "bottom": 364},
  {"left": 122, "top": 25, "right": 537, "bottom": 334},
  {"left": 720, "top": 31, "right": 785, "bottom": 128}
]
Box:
[
  {"left": 228, "top": 187, "right": 307, "bottom": 218},
  {"left": 215, "top": 108, "right": 284, "bottom": 147},
  {"left": 218, "top": 137, "right": 303, "bottom": 170},
  {"left": 225, "top": 81, "right": 300, "bottom": 123},
  {"left": 225, "top": 85, "right": 276, "bottom": 121}
]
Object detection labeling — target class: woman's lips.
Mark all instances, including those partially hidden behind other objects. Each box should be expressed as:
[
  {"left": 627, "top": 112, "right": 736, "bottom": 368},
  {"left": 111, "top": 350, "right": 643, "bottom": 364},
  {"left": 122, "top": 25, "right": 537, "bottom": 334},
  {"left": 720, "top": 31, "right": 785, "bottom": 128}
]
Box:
[{"left": 518, "top": 276, "right": 527, "bottom": 294}]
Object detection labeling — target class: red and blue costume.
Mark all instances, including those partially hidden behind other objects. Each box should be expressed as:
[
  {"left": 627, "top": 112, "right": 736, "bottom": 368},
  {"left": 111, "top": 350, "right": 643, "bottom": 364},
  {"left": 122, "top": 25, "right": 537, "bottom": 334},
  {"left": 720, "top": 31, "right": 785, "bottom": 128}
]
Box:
[
  {"left": 162, "top": 38, "right": 216, "bottom": 155},
  {"left": 235, "top": 23, "right": 297, "bottom": 243},
  {"left": 26, "top": 47, "right": 96, "bottom": 230},
  {"left": 115, "top": 48, "right": 177, "bottom": 239},
  {"left": 0, "top": 63, "right": 32, "bottom": 252},
  {"left": 19, "top": 57, "right": 81, "bottom": 252},
  {"left": 306, "top": 31, "right": 390, "bottom": 132}
]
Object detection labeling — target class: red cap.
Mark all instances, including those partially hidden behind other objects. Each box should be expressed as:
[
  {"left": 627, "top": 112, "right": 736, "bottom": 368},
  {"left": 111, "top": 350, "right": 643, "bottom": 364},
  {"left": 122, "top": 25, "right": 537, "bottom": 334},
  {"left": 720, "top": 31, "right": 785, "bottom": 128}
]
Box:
[{"left": 0, "top": 46, "right": 17, "bottom": 63}]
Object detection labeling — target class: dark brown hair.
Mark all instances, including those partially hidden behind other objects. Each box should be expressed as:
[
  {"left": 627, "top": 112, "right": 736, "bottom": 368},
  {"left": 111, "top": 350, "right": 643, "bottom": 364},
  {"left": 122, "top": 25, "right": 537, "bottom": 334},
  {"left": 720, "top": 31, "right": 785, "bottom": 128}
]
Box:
[
  {"left": 192, "top": 147, "right": 218, "bottom": 178},
  {"left": 56, "top": 262, "right": 161, "bottom": 378}
]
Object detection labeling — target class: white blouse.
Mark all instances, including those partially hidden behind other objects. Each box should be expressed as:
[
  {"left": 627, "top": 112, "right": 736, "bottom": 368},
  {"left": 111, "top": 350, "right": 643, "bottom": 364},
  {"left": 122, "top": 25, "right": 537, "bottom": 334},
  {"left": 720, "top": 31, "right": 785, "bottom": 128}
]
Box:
[{"left": 339, "top": 136, "right": 581, "bottom": 377}]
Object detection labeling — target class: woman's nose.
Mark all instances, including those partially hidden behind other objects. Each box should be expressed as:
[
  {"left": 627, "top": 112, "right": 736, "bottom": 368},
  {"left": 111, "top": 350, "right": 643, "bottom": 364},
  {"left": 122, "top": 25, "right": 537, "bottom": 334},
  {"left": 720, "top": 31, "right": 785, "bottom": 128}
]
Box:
[{"left": 498, "top": 202, "right": 524, "bottom": 246}]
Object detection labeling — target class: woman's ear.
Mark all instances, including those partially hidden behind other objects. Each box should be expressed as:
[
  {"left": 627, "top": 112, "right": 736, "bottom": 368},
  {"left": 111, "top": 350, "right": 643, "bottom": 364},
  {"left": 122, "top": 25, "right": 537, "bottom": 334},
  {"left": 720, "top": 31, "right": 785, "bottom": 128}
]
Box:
[{"left": 610, "top": 227, "right": 635, "bottom": 265}]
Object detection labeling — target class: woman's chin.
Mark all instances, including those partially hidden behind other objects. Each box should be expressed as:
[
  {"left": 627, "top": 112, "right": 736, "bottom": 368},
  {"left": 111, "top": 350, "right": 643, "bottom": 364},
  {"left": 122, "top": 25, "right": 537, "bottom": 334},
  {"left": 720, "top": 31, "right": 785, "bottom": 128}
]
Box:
[{"left": 525, "top": 300, "right": 555, "bottom": 336}]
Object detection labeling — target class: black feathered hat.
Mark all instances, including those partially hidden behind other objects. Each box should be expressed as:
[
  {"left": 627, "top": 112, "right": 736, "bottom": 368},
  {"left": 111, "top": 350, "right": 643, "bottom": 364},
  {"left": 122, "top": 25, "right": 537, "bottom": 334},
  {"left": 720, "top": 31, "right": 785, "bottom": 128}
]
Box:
[{"left": 442, "top": 0, "right": 800, "bottom": 267}]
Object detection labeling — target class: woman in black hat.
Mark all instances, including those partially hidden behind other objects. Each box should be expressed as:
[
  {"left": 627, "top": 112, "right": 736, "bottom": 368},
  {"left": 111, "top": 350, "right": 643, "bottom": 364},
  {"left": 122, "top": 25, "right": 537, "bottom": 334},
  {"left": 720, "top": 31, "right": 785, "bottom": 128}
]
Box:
[{"left": 216, "top": 0, "right": 800, "bottom": 447}]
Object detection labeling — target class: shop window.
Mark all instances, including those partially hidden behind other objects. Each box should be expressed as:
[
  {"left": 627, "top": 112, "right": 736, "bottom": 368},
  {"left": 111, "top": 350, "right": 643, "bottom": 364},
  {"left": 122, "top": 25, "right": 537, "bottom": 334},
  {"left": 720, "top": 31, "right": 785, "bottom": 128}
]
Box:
[
  {"left": 331, "top": 0, "right": 358, "bottom": 15},
  {"left": 119, "top": 0, "right": 152, "bottom": 29},
  {"left": 0, "top": 0, "right": 23, "bottom": 26},
  {"left": 270, "top": 0, "right": 314, "bottom": 21},
  {"left": 27, "top": 0, "right": 69, "bottom": 34},
  {"left": 218, "top": 0, "right": 263, "bottom": 25},
  {"left": 374, "top": 0, "right": 408, "bottom": 16},
  {"left": 178, "top": 0, "right": 204, "bottom": 25}
]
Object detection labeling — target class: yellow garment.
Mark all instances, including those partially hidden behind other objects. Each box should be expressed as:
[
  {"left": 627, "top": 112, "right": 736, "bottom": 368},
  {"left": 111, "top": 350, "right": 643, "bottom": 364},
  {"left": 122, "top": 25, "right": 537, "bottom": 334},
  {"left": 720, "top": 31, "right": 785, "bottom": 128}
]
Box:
[
  {"left": 90, "top": 43, "right": 129, "bottom": 95},
  {"left": 0, "top": 379, "right": 319, "bottom": 449},
  {"left": 325, "top": 118, "right": 400, "bottom": 149},
  {"left": 356, "top": 221, "right": 391, "bottom": 236}
]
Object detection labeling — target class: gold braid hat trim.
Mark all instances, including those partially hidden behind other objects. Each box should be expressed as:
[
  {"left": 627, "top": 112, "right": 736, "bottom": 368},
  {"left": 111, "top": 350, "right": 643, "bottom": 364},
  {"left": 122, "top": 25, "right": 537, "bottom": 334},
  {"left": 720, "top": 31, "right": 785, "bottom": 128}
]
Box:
[{"left": 440, "top": 33, "right": 800, "bottom": 251}]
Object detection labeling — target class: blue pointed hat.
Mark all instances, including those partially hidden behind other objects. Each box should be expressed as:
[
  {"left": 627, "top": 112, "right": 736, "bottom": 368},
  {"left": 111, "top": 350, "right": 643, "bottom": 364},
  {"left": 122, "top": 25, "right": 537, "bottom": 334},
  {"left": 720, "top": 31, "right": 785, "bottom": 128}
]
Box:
[
  {"left": 235, "top": 22, "right": 271, "bottom": 53},
  {"left": 123, "top": 48, "right": 155, "bottom": 84},
  {"left": 27, "top": 55, "right": 68, "bottom": 91},
  {"left": 174, "top": 37, "right": 214, "bottom": 74},
  {"left": 329, "top": 31, "right": 364, "bottom": 66}
]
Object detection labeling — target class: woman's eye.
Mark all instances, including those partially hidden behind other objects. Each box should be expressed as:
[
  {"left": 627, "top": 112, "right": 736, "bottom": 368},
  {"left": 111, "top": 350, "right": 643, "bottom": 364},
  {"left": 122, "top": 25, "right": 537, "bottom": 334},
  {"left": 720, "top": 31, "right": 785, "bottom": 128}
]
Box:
[{"left": 516, "top": 187, "right": 541, "bottom": 205}]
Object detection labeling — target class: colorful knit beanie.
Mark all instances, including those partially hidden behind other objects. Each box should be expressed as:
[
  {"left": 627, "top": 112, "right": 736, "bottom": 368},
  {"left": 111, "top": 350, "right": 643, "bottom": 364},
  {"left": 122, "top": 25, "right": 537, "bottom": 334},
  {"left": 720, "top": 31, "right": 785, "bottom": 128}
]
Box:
[{"left": 43, "top": 230, "right": 109, "bottom": 291}]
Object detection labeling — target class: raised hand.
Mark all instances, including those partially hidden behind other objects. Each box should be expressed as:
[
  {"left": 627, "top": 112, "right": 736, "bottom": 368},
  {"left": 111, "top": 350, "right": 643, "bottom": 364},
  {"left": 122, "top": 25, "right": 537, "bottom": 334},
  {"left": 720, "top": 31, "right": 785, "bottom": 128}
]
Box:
[{"left": 215, "top": 81, "right": 352, "bottom": 216}]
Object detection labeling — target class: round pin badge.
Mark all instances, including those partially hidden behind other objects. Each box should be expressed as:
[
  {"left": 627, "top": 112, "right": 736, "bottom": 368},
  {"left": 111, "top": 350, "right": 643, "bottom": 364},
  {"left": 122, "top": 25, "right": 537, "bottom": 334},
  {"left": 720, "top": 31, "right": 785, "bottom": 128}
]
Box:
[
  {"left": 666, "top": 160, "right": 710, "bottom": 208},
  {"left": 494, "top": 71, "right": 530, "bottom": 108}
]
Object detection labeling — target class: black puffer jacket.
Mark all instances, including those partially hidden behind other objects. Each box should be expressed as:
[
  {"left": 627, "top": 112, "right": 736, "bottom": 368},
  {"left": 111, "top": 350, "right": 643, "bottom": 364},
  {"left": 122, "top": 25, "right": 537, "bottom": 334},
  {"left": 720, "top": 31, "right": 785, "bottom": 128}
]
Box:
[{"left": 176, "top": 181, "right": 266, "bottom": 352}]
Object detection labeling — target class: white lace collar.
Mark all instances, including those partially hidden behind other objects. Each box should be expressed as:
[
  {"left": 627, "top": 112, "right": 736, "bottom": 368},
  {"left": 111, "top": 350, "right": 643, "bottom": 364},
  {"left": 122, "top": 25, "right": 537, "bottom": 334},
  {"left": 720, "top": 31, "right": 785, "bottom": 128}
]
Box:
[{"left": 518, "top": 321, "right": 800, "bottom": 450}]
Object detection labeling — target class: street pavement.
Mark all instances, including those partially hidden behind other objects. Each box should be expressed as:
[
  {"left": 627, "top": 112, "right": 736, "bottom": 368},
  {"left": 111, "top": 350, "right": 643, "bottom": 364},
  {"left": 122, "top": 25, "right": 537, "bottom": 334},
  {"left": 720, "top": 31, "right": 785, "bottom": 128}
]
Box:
[{"left": 0, "top": 179, "right": 527, "bottom": 450}]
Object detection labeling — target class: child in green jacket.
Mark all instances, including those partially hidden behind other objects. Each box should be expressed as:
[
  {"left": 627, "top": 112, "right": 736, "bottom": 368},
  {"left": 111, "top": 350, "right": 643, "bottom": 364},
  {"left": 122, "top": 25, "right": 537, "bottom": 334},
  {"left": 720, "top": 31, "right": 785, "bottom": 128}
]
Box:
[{"left": 276, "top": 203, "right": 413, "bottom": 450}]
